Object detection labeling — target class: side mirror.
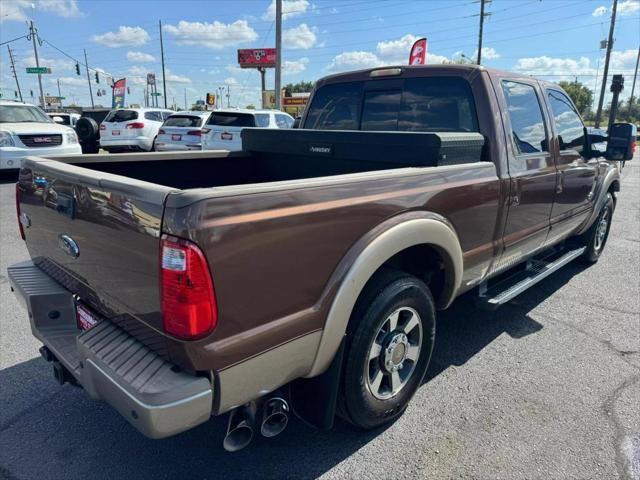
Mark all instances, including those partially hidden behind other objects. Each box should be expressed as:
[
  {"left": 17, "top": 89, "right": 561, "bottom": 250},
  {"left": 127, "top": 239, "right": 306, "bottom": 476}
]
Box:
[
  {"left": 52, "top": 116, "right": 64, "bottom": 124},
  {"left": 605, "top": 123, "right": 637, "bottom": 161}
]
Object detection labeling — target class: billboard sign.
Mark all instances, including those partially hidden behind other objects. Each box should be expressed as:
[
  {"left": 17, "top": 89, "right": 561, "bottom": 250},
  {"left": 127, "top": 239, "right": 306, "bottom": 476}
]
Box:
[
  {"left": 206, "top": 93, "right": 216, "bottom": 106},
  {"left": 283, "top": 96, "right": 308, "bottom": 106},
  {"left": 238, "top": 48, "right": 276, "bottom": 68},
  {"left": 147, "top": 73, "right": 156, "bottom": 85},
  {"left": 112, "top": 78, "right": 127, "bottom": 109}
]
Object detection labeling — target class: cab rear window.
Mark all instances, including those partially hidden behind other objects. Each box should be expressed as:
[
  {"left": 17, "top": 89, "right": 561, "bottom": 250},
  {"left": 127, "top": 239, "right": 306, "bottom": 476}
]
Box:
[
  {"left": 207, "top": 113, "right": 255, "bottom": 127},
  {"left": 164, "top": 115, "right": 203, "bottom": 127},
  {"left": 104, "top": 110, "right": 138, "bottom": 122},
  {"left": 304, "top": 76, "right": 478, "bottom": 133}
]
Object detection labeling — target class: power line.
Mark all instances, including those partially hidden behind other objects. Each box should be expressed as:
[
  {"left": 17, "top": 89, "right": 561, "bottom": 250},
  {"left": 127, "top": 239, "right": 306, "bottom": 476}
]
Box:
[{"left": 0, "top": 34, "right": 29, "bottom": 47}]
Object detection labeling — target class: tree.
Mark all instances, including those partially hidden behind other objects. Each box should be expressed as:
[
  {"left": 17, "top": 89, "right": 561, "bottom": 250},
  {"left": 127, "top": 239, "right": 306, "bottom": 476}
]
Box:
[
  {"left": 245, "top": 104, "right": 256, "bottom": 110},
  {"left": 557, "top": 80, "right": 593, "bottom": 117},
  {"left": 284, "top": 81, "right": 314, "bottom": 97}
]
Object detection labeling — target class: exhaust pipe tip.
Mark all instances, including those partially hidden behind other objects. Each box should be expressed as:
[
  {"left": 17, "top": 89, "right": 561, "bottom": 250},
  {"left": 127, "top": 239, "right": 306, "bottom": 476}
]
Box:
[
  {"left": 223, "top": 405, "right": 256, "bottom": 452},
  {"left": 260, "top": 397, "right": 289, "bottom": 438}
]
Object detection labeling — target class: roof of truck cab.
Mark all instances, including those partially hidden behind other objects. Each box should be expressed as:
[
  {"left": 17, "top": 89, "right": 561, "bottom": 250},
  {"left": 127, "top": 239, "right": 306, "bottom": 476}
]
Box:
[{"left": 315, "top": 64, "right": 545, "bottom": 88}]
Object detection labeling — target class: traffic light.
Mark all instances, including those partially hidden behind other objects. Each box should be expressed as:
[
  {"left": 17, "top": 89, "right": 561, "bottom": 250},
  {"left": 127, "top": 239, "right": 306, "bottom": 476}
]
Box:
[
  {"left": 75, "top": 63, "right": 80, "bottom": 75},
  {"left": 95, "top": 72, "right": 99, "bottom": 83}
]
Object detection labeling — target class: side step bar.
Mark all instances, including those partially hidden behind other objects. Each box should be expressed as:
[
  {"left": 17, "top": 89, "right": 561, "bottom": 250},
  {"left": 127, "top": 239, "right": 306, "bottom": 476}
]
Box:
[{"left": 477, "top": 246, "right": 586, "bottom": 309}]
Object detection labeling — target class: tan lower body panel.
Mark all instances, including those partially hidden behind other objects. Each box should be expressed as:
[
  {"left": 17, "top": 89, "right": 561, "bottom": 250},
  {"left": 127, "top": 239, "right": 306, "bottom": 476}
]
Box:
[{"left": 215, "top": 330, "right": 322, "bottom": 414}]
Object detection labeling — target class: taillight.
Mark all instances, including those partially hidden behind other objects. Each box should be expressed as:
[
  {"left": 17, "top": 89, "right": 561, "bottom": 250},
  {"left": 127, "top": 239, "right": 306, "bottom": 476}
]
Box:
[
  {"left": 16, "top": 183, "right": 25, "bottom": 241},
  {"left": 187, "top": 130, "right": 202, "bottom": 137},
  {"left": 201, "top": 128, "right": 211, "bottom": 134},
  {"left": 126, "top": 122, "right": 145, "bottom": 129},
  {"left": 160, "top": 235, "right": 217, "bottom": 339},
  {"left": 158, "top": 129, "right": 166, "bottom": 135},
  {"left": 632, "top": 140, "right": 637, "bottom": 154},
  {"left": 100, "top": 124, "right": 106, "bottom": 130}
]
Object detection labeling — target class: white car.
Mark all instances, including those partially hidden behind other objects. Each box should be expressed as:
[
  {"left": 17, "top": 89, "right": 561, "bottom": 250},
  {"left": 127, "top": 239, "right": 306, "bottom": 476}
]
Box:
[
  {"left": 47, "top": 112, "right": 81, "bottom": 128},
  {"left": 155, "top": 111, "right": 211, "bottom": 151},
  {"left": 201, "top": 109, "right": 294, "bottom": 152},
  {"left": 99, "top": 108, "right": 173, "bottom": 152},
  {"left": 0, "top": 100, "right": 81, "bottom": 170}
]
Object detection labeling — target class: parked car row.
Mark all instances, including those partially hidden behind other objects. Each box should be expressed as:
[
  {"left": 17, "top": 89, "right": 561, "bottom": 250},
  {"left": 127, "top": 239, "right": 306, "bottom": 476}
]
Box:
[{"left": 0, "top": 100, "right": 296, "bottom": 169}]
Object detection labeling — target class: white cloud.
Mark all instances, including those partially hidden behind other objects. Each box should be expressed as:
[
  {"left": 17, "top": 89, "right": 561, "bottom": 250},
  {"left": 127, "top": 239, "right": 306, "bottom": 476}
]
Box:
[
  {"left": 283, "top": 57, "right": 309, "bottom": 75},
  {"left": 126, "top": 51, "right": 155, "bottom": 63},
  {"left": 165, "top": 70, "right": 191, "bottom": 84},
  {"left": 92, "top": 26, "right": 150, "bottom": 48},
  {"left": 54, "top": 76, "right": 85, "bottom": 86},
  {"left": 225, "top": 77, "right": 240, "bottom": 86},
  {"left": 608, "top": 49, "right": 639, "bottom": 69},
  {"left": 327, "top": 34, "right": 450, "bottom": 72},
  {"left": 263, "top": 0, "right": 309, "bottom": 20},
  {"left": 618, "top": 0, "right": 640, "bottom": 15},
  {"left": 164, "top": 20, "right": 257, "bottom": 50},
  {"left": 128, "top": 65, "right": 148, "bottom": 76},
  {"left": 283, "top": 23, "right": 317, "bottom": 49},
  {"left": 513, "top": 55, "right": 594, "bottom": 76},
  {"left": 225, "top": 64, "right": 244, "bottom": 73},
  {"left": 0, "top": 0, "right": 81, "bottom": 22},
  {"left": 592, "top": 5, "right": 607, "bottom": 16},
  {"left": 477, "top": 47, "right": 500, "bottom": 60},
  {"left": 21, "top": 54, "right": 74, "bottom": 72}
]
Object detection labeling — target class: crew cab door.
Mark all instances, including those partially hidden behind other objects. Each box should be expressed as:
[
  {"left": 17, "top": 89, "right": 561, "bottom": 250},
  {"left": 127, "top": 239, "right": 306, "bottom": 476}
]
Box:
[
  {"left": 498, "top": 79, "right": 557, "bottom": 264},
  {"left": 544, "top": 88, "right": 597, "bottom": 240}
]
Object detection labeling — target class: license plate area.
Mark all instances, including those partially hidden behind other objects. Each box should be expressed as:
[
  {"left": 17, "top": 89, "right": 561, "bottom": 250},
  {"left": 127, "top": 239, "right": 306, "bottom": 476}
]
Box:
[
  {"left": 172, "top": 134, "right": 181, "bottom": 141},
  {"left": 76, "top": 303, "right": 100, "bottom": 331},
  {"left": 112, "top": 130, "right": 120, "bottom": 136}
]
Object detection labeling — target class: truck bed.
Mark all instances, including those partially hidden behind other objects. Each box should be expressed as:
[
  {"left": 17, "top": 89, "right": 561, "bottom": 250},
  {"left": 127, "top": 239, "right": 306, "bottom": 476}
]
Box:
[{"left": 48, "top": 129, "right": 485, "bottom": 190}]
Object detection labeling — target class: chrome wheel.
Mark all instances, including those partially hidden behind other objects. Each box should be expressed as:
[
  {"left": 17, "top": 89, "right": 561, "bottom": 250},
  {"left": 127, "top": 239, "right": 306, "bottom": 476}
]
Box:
[
  {"left": 594, "top": 208, "right": 609, "bottom": 252},
  {"left": 365, "top": 307, "right": 422, "bottom": 400}
]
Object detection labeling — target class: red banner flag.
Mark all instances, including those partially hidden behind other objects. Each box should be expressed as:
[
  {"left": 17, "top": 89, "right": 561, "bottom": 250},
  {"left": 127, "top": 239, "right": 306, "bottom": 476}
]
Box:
[{"left": 409, "top": 38, "right": 427, "bottom": 65}]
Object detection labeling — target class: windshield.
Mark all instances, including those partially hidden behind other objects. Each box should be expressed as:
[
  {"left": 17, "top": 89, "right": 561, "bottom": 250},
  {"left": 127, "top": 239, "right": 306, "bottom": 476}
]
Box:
[
  {"left": 207, "top": 112, "right": 255, "bottom": 127},
  {"left": 164, "top": 115, "right": 203, "bottom": 127},
  {"left": 104, "top": 110, "right": 138, "bottom": 122},
  {"left": 0, "top": 105, "right": 53, "bottom": 123}
]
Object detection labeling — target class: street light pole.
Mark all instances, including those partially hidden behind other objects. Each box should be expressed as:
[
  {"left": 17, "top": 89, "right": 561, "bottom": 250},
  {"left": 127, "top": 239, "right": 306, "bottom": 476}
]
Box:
[
  {"left": 84, "top": 49, "right": 95, "bottom": 108},
  {"left": 159, "top": 20, "right": 168, "bottom": 109},
  {"left": 628, "top": 45, "right": 640, "bottom": 116}
]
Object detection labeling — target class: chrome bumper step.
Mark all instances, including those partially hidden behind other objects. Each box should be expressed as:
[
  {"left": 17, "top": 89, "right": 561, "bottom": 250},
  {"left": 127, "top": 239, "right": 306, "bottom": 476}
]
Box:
[{"left": 477, "top": 246, "right": 586, "bottom": 309}]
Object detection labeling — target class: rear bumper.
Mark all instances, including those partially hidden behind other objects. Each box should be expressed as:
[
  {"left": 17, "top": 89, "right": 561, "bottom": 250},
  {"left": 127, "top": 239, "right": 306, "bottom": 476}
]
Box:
[
  {"left": 7, "top": 260, "right": 213, "bottom": 439},
  {"left": 99, "top": 136, "right": 152, "bottom": 151},
  {"left": 155, "top": 142, "right": 202, "bottom": 151}
]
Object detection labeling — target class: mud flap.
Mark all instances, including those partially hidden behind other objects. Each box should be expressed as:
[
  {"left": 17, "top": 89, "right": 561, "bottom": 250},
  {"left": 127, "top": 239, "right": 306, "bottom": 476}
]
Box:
[{"left": 290, "top": 338, "right": 345, "bottom": 430}]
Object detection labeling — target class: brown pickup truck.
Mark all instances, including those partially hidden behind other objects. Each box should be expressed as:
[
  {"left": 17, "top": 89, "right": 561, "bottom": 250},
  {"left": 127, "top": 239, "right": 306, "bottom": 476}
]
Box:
[{"left": 8, "top": 65, "right": 636, "bottom": 451}]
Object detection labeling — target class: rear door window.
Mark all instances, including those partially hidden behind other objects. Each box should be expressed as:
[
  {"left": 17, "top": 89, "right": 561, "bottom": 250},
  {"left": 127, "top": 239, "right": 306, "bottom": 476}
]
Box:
[
  {"left": 547, "top": 90, "right": 586, "bottom": 153},
  {"left": 502, "top": 81, "right": 548, "bottom": 154},
  {"left": 254, "top": 113, "right": 270, "bottom": 127},
  {"left": 361, "top": 90, "right": 402, "bottom": 131},
  {"left": 104, "top": 110, "right": 138, "bottom": 122},
  {"left": 164, "top": 115, "right": 203, "bottom": 127},
  {"left": 207, "top": 112, "right": 256, "bottom": 127}
]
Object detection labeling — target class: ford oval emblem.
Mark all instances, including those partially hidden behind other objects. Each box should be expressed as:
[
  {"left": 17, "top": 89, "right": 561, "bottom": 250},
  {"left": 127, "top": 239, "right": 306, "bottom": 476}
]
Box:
[{"left": 58, "top": 234, "right": 80, "bottom": 258}]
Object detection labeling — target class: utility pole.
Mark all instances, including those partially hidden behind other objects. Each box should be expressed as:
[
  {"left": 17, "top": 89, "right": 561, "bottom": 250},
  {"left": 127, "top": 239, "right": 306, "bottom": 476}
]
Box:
[
  {"left": 226, "top": 85, "right": 230, "bottom": 108},
  {"left": 595, "top": 0, "right": 618, "bottom": 128},
  {"left": 628, "top": 45, "right": 640, "bottom": 116},
  {"left": 83, "top": 49, "right": 95, "bottom": 108},
  {"left": 184, "top": 87, "right": 187, "bottom": 110},
  {"left": 259, "top": 66, "right": 266, "bottom": 108},
  {"left": 57, "top": 78, "right": 62, "bottom": 106},
  {"left": 29, "top": 20, "right": 45, "bottom": 108},
  {"left": 159, "top": 20, "right": 168, "bottom": 109},
  {"left": 274, "top": 0, "right": 282, "bottom": 110},
  {"left": 7, "top": 45, "right": 23, "bottom": 102},
  {"left": 476, "top": 0, "right": 490, "bottom": 65}
]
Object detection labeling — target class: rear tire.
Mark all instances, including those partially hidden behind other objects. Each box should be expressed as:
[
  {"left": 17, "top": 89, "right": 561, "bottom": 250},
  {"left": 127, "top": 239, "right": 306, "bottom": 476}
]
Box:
[
  {"left": 339, "top": 269, "right": 436, "bottom": 430},
  {"left": 580, "top": 193, "right": 614, "bottom": 263}
]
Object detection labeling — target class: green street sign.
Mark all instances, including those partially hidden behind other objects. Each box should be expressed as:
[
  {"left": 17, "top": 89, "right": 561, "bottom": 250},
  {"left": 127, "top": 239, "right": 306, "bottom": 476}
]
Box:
[
  {"left": 26, "top": 67, "right": 52, "bottom": 74},
  {"left": 150, "top": 92, "right": 162, "bottom": 97}
]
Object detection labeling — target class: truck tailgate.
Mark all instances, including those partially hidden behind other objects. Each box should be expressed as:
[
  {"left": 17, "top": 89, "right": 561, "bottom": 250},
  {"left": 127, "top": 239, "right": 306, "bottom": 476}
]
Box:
[{"left": 17, "top": 157, "right": 175, "bottom": 336}]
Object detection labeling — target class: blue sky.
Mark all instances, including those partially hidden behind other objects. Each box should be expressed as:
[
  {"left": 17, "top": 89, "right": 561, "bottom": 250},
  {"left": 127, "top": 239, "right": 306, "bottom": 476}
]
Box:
[{"left": 0, "top": 0, "right": 638, "bottom": 108}]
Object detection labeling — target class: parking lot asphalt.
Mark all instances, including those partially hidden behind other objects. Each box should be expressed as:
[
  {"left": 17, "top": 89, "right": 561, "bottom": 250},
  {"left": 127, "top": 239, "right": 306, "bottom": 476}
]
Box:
[{"left": 0, "top": 158, "right": 638, "bottom": 480}]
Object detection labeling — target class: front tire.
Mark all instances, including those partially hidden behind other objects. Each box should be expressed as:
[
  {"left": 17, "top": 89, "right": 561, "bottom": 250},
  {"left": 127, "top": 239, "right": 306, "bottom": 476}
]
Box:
[
  {"left": 581, "top": 193, "right": 614, "bottom": 263},
  {"left": 340, "top": 270, "right": 436, "bottom": 429}
]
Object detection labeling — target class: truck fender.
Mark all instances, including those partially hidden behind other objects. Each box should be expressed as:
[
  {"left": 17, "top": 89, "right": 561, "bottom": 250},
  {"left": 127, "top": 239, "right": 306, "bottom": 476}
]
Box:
[
  {"left": 576, "top": 165, "right": 620, "bottom": 236},
  {"left": 306, "top": 213, "right": 463, "bottom": 378}
]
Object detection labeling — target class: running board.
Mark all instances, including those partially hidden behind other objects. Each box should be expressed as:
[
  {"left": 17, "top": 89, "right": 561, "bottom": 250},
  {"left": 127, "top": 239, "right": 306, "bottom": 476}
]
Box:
[{"left": 477, "top": 247, "right": 586, "bottom": 308}]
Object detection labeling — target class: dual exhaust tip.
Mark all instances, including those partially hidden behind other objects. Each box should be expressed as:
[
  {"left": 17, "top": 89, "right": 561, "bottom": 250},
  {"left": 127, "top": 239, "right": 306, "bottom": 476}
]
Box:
[{"left": 223, "top": 396, "right": 290, "bottom": 452}]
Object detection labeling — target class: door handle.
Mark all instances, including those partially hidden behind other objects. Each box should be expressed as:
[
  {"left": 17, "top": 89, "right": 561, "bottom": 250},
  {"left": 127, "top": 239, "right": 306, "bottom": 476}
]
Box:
[
  {"left": 556, "top": 171, "right": 564, "bottom": 194},
  {"left": 511, "top": 195, "right": 520, "bottom": 206}
]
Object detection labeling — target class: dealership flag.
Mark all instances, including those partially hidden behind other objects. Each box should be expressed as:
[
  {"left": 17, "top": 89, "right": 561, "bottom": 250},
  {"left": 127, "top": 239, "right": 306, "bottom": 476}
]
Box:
[
  {"left": 409, "top": 38, "right": 427, "bottom": 65},
  {"left": 112, "top": 78, "right": 126, "bottom": 109}
]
